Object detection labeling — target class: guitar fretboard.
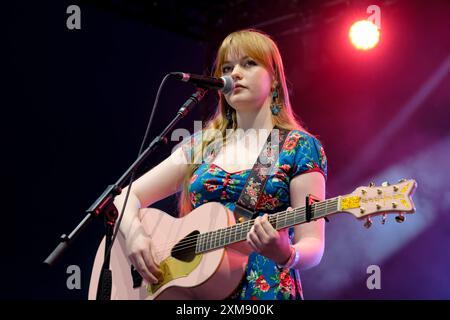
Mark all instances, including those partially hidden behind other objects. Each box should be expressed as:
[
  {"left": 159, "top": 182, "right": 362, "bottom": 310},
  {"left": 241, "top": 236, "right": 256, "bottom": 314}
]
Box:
[{"left": 195, "top": 197, "right": 340, "bottom": 253}]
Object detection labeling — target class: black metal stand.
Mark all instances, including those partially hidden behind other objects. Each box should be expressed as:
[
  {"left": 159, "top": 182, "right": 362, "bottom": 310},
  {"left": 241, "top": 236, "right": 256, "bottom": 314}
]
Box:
[{"left": 43, "top": 87, "right": 208, "bottom": 300}]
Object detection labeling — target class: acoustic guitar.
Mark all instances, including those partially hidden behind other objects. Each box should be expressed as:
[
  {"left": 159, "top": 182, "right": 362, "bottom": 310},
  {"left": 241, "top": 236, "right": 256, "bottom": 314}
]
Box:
[{"left": 88, "top": 179, "right": 417, "bottom": 300}]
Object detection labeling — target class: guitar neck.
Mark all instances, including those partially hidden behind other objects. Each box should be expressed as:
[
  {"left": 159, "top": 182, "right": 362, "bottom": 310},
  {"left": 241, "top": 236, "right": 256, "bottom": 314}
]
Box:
[{"left": 196, "top": 197, "right": 340, "bottom": 253}]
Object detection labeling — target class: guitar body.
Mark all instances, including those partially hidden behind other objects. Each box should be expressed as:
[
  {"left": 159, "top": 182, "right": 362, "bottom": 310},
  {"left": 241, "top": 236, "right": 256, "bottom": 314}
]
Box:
[{"left": 88, "top": 202, "right": 250, "bottom": 300}]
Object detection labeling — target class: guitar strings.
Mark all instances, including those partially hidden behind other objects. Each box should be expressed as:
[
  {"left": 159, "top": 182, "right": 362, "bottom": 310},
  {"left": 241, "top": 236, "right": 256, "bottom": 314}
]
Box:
[
  {"left": 149, "top": 199, "right": 338, "bottom": 256},
  {"left": 150, "top": 199, "right": 337, "bottom": 255},
  {"left": 151, "top": 199, "right": 337, "bottom": 256}
]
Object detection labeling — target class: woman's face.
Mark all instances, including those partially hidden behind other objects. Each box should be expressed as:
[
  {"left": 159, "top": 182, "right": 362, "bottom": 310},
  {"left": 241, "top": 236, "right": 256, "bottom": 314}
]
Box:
[{"left": 221, "top": 51, "right": 273, "bottom": 112}]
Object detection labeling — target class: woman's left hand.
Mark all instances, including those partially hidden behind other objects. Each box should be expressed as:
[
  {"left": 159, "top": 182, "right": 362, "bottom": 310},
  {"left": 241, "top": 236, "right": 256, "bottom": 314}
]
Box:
[{"left": 246, "top": 213, "right": 292, "bottom": 265}]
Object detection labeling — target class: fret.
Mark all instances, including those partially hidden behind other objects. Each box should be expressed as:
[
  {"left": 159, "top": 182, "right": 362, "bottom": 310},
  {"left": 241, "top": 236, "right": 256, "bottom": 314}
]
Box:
[
  {"left": 203, "top": 232, "right": 207, "bottom": 252},
  {"left": 216, "top": 230, "right": 220, "bottom": 248},
  {"left": 197, "top": 233, "right": 203, "bottom": 253},
  {"left": 202, "top": 232, "right": 207, "bottom": 251},
  {"left": 219, "top": 229, "right": 224, "bottom": 247},
  {"left": 297, "top": 208, "right": 304, "bottom": 224},
  {"left": 284, "top": 208, "right": 288, "bottom": 229},
  {"left": 214, "top": 230, "right": 219, "bottom": 248},
  {"left": 202, "top": 232, "right": 207, "bottom": 252},
  {"left": 215, "top": 230, "right": 220, "bottom": 249},
  {"left": 209, "top": 231, "right": 215, "bottom": 249},
  {"left": 275, "top": 214, "right": 279, "bottom": 229},
  {"left": 205, "top": 232, "right": 211, "bottom": 250},
  {"left": 195, "top": 233, "right": 199, "bottom": 253},
  {"left": 313, "top": 202, "right": 319, "bottom": 217}
]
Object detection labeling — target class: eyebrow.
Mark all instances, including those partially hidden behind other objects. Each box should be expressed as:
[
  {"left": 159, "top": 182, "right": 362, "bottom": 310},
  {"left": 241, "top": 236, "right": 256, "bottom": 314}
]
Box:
[{"left": 223, "top": 56, "right": 250, "bottom": 64}]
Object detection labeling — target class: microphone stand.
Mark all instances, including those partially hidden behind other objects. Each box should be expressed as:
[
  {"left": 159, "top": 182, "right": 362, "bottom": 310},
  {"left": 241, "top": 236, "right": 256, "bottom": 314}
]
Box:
[{"left": 44, "top": 87, "right": 207, "bottom": 300}]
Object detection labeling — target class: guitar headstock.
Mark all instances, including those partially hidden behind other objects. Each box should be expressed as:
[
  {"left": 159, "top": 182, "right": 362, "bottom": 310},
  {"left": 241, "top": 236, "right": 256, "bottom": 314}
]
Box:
[{"left": 339, "top": 179, "right": 417, "bottom": 227}]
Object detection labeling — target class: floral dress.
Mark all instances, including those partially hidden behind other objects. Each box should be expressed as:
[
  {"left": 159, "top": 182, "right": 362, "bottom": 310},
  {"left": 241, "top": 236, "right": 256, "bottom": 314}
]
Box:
[{"left": 181, "top": 129, "right": 327, "bottom": 300}]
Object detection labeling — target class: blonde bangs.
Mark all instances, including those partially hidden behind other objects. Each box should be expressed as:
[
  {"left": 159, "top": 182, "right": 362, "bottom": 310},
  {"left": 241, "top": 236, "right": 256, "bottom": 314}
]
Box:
[{"left": 214, "top": 30, "right": 275, "bottom": 77}]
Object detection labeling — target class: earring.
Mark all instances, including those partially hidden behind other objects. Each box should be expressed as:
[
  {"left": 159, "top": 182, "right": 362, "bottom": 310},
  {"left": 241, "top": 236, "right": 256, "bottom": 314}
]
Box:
[
  {"left": 271, "top": 89, "right": 282, "bottom": 115},
  {"left": 226, "top": 106, "right": 233, "bottom": 121}
]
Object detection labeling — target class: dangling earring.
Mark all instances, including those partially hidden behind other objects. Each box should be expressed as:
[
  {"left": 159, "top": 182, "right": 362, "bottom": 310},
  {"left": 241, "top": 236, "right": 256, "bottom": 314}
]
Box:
[
  {"left": 226, "top": 105, "right": 233, "bottom": 121},
  {"left": 271, "top": 88, "right": 282, "bottom": 115}
]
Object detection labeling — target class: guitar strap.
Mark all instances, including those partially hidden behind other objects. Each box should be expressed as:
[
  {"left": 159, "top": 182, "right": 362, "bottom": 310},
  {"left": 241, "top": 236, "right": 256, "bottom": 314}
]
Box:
[{"left": 233, "top": 127, "right": 289, "bottom": 222}]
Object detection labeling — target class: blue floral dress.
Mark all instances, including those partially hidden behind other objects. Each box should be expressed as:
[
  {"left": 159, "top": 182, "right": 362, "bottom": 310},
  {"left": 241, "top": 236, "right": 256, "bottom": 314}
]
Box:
[{"left": 182, "top": 129, "right": 327, "bottom": 300}]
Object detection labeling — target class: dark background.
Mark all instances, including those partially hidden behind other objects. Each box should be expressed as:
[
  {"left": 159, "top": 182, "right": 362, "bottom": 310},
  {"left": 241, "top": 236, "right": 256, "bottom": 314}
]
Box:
[{"left": 4, "top": 0, "right": 450, "bottom": 299}]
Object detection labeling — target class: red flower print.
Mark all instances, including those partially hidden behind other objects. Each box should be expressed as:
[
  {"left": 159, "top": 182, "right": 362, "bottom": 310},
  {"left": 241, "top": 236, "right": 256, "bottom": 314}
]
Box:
[
  {"left": 205, "top": 184, "right": 219, "bottom": 192},
  {"left": 190, "top": 174, "right": 198, "bottom": 184},
  {"left": 207, "top": 166, "right": 218, "bottom": 174},
  {"left": 255, "top": 275, "right": 270, "bottom": 292},
  {"left": 255, "top": 275, "right": 265, "bottom": 285},
  {"left": 283, "top": 133, "right": 300, "bottom": 151},
  {"left": 257, "top": 194, "right": 279, "bottom": 210},
  {"left": 320, "top": 146, "right": 327, "bottom": 167},
  {"left": 283, "top": 140, "right": 296, "bottom": 151},
  {"left": 280, "top": 164, "right": 291, "bottom": 173},
  {"left": 279, "top": 271, "right": 294, "bottom": 294},
  {"left": 274, "top": 170, "right": 285, "bottom": 181},
  {"left": 259, "top": 283, "right": 270, "bottom": 292}
]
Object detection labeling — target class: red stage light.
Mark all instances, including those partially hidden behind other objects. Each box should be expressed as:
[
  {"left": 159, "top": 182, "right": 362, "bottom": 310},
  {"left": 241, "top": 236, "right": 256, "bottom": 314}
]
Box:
[{"left": 349, "top": 20, "right": 380, "bottom": 50}]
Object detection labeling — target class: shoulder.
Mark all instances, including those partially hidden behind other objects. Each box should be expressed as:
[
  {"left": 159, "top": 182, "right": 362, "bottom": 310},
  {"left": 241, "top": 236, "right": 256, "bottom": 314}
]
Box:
[
  {"left": 282, "top": 129, "right": 325, "bottom": 153},
  {"left": 281, "top": 129, "right": 327, "bottom": 179}
]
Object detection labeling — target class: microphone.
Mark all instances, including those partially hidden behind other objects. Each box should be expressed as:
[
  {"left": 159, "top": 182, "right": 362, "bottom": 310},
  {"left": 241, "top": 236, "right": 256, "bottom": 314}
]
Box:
[{"left": 170, "top": 72, "right": 234, "bottom": 94}]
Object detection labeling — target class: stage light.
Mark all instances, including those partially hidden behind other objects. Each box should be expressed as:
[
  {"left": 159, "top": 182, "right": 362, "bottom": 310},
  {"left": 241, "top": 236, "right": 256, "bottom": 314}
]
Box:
[{"left": 349, "top": 20, "right": 380, "bottom": 50}]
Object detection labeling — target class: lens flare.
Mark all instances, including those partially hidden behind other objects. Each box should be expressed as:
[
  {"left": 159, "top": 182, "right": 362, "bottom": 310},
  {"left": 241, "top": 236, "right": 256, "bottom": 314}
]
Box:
[{"left": 349, "top": 20, "right": 380, "bottom": 50}]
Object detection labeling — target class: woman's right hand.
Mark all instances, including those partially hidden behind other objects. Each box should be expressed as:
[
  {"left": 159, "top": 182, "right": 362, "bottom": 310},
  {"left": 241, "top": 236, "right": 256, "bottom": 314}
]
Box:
[{"left": 125, "top": 224, "right": 163, "bottom": 285}]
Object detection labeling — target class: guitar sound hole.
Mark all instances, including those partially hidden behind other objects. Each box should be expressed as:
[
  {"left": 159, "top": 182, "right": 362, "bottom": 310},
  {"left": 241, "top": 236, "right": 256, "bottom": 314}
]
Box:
[{"left": 171, "top": 230, "right": 199, "bottom": 262}]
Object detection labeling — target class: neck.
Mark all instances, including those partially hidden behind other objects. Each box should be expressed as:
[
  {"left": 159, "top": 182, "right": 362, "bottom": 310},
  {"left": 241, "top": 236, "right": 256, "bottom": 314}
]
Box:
[{"left": 235, "top": 101, "right": 274, "bottom": 132}]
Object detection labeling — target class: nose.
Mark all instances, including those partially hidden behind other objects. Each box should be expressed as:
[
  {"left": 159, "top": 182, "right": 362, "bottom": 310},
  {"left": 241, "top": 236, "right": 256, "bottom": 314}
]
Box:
[{"left": 230, "top": 65, "right": 243, "bottom": 81}]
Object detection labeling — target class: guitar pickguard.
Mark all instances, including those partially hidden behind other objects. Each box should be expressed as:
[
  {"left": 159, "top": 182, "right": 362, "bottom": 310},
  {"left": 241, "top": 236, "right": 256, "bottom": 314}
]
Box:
[{"left": 147, "top": 231, "right": 203, "bottom": 295}]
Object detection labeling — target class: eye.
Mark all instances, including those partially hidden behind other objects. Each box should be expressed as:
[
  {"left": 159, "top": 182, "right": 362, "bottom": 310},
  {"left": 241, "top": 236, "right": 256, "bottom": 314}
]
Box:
[
  {"left": 222, "top": 65, "right": 232, "bottom": 74},
  {"left": 244, "top": 59, "right": 257, "bottom": 67}
]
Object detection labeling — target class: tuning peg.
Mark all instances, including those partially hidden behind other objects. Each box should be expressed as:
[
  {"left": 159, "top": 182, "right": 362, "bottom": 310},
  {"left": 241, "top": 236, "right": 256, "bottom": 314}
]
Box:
[
  {"left": 376, "top": 204, "right": 382, "bottom": 210},
  {"left": 393, "top": 185, "right": 399, "bottom": 192},
  {"left": 381, "top": 181, "right": 390, "bottom": 187},
  {"left": 377, "top": 188, "right": 383, "bottom": 195},
  {"left": 360, "top": 207, "right": 365, "bottom": 214},
  {"left": 364, "top": 217, "right": 373, "bottom": 228},
  {"left": 392, "top": 202, "right": 398, "bottom": 209},
  {"left": 361, "top": 189, "right": 367, "bottom": 195},
  {"left": 381, "top": 214, "right": 387, "bottom": 224},
  {"left": 369, "top": 182, "right": 375, "bottom": 187},
  {"left": 395, "top": 214, "right": 405, "bottom": 223}
]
